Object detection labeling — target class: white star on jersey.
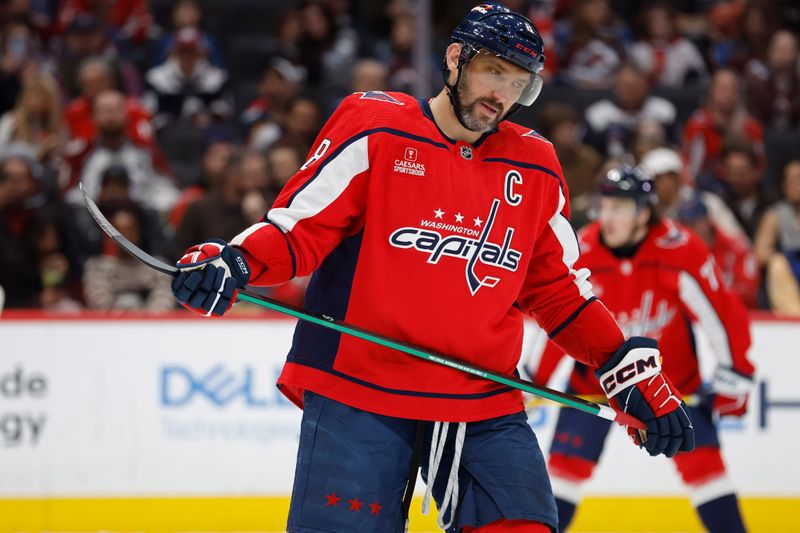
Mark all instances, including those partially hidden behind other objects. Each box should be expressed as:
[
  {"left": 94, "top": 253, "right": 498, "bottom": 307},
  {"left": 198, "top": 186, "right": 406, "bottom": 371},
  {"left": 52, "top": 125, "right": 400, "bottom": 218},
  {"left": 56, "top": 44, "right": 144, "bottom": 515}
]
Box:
[
  {"left": 455, "top": 212, "right": 464, "bottom": 223},
  {"left": 434, "top": 208, "right": 445, "bottom": 219},
  {"left": 473, "top": 216, "right": 483, "bottom": 227}
]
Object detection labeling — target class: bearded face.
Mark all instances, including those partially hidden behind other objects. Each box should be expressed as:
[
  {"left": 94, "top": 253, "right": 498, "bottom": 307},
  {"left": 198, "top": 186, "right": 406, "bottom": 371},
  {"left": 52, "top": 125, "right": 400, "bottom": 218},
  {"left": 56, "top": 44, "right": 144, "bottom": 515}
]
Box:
[{"left": 455, "top": 69, "right": 507, "bottom": 133}]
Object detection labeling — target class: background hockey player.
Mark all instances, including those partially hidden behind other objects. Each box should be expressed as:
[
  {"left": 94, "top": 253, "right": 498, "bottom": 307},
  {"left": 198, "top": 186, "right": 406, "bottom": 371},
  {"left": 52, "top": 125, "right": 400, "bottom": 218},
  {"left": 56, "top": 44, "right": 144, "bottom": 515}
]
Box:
[
  {"left": 532, "top": 165, "right": 755, "bottom": 533},
  {"left": 170, "top": 4, "right": 694, "bottom": 532}
]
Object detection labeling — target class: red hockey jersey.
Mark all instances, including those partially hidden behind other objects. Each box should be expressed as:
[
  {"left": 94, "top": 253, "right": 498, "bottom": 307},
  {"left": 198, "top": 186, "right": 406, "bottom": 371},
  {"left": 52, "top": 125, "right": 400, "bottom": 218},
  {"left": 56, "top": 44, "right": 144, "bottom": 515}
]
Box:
[
  {"left": 535, "top": 219, "right": 754, "bottom": 395},
  {"left": 233, "top": 91, "right": 624, "bottom": 422}
]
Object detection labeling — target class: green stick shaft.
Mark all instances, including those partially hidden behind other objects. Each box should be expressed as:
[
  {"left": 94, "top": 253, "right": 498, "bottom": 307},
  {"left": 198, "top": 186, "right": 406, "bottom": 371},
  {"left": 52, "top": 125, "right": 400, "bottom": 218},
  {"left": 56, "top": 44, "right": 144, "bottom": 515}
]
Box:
[{"left": 236, "top": 291, "right": 644, "bottom": 429}]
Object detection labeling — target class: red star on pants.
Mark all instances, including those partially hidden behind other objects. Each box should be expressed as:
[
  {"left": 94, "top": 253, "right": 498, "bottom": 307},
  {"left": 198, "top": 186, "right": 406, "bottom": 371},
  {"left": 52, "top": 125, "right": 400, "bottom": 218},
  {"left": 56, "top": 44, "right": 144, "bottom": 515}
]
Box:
[
  {"left": 348, "top": 496, "right": 363, "bottom": 512},
  {"left": 369, "top": 501, "right": 382, "bottom": 515},
  {"left": 325, "top": 492, "right": 342, "bottom": 507}
]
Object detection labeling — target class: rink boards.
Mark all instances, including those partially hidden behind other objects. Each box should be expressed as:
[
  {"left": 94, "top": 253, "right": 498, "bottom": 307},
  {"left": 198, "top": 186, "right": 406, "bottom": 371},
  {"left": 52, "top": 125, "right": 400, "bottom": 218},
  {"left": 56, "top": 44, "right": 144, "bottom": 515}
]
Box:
[{"left": 0, "top": 313, "right": 798, "bottom": 532}]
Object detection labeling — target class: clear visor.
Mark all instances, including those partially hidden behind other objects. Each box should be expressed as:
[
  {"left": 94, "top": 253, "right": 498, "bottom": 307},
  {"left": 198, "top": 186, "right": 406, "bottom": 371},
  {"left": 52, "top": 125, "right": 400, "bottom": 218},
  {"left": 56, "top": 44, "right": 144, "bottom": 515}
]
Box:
[{"left": 469, "top": 68, "right": 543, "bottom": 106}]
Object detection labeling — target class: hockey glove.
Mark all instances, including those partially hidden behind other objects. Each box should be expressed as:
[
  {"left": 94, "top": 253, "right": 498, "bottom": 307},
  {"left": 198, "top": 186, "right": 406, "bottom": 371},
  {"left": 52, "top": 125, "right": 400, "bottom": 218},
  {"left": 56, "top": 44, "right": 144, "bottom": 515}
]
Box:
[
  {"left": 596, "top": 337, "right": 695, "bottom": 458},
  {"left": 703, "top": 366, "right": 754, "bottom": 419},
  {"left": 172, "top": 239, "right": 250, "bottom": 317}
]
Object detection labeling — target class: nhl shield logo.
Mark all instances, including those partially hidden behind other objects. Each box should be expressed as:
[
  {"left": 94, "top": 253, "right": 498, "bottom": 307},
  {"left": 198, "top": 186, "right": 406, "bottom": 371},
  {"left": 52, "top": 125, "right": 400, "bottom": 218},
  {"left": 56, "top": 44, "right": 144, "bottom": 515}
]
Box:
[{"left": 460, "top": 145, "right": 473, "bottom": 160}]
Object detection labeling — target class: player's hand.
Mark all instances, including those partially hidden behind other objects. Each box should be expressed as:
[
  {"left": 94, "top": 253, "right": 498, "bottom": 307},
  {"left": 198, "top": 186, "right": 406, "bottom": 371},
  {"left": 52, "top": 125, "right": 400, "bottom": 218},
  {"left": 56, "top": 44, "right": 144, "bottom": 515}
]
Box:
[
  {"left": 596, "top": 337, "right": 695, "bottom": 458},
  {"left": 172, "top": 239, "right": 250, "bottom": 317},
  {"left": 704, "top": 366, "right": 754, "bottom": 419}
]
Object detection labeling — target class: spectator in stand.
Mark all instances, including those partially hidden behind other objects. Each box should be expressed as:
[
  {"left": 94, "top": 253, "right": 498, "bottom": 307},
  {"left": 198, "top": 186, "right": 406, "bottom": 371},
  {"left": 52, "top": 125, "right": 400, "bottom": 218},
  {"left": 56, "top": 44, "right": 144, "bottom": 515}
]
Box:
[
  {"left": 266, "top": 144, "right": 303, "bottom": 197},
  {"left": 152, "top": 0, "right": 225, "bottom": 68},
  {"left": 677, "top": 194, "right": 760, "bottom": 309},
  {"left": 753, "top": 160, "right": 800, "bottom": 315},
  {"left": 72, "top": 163, "right": 167, "bottom": 260},
  {"left": 0, "top": 143, "right": 45, "bottom": 308},
  {"left": 248, "top": 94, "right": 322, "bottom": 155},
  {"left": 374, "top": 13, "right": 435, "bottom": 95},
  {"left": 242, "top": 58, "right": 306, "bottom": 151},
  {"left": 719, "top": 141, "right": 775, "bottom": 240},
  {"left": 0, "top": 72, "right": 64, "bottom": 166},
  {"left": 169, "top": 133, "right": 234, "bottom": 229},
  {"left": 83, "top": 200, "right": 174, "bottom": 312},
  {"left": 2, "top": 1, "right": 53, "bottom": 43},
  {"left": 629, "top": 1, "right": 707, "bottom": 89},
  {"left": 0, "top": 143, "right": 80, "bottom": 309},
  {"left": 630, "top": 118, "right": 669, "bottom": 162},
  {"left": 554, "top": 0, "right": 629, "bottom": 89},
  {"left": 64, "top": 56, "right": 154, "bottom": 146},
  {"left": 259, "top": 11, "right": 303, "bottom": 67},
  {"left": 279, "top": 96, "right": 322, "bottom": 155},
  {"left": 239, "top": 151, "right": 272, "bottom": 225},
  {"left": 706, "top": 1, "right": 745, "bottom": 71},
  {"left": 0, "top": 19, "right": 49, "bottom": 115},
  {"left": 320, "top": 57, "right": 388, "bottom": 119},
  {"left": 31, "top": 206, "right": 84, "bottom": 311},
  {"left": 584, "top": 63, "right": 677, "bottom": 158},
  {"left": 757, "top": 163, "right": 800, "bottom": 314},
  {"left": 62, "top": 90, "right": 177, "bottom": 213},
  {"left": 143, "top": 27, "right": 232, "bottom": 131},
  {"left": 172, "top": 149, "right": 266, "bottom": 257},
  {"left": 537, "top": 101, "right": 601, "bottom": 228},
  {"left": 682, "top": 69, "right": 764, "bottom": 187},
  {"left": 754, "top": 160, "right": 800, "bottom": 270},
  {"left": 350, "top": 58, "right": 388, "bottom": 94},
  {"left": 641, "top": 147, "right": 747, "bottom": 241},
  {"left": 55, "top": 0, "right": 153, "bottom": 48},
  {"left": 718, "top": 0, "right": 778, "bottom": 74},
  {"left": 56, "top": 13, "right": 142, "bottom": 100},
  {"left": 297, "top": 1, "right": 358, "bottom": 95},
  {"left": 746, "top": 30, "right": 800, "bottom": 131}
]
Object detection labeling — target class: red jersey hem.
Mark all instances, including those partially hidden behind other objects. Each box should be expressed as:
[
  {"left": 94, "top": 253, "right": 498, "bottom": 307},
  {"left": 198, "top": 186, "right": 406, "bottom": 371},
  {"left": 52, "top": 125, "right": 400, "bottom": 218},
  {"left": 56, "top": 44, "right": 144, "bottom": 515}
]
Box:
[{"left": 277, "top": 361, "right": 525, "bottom": 422}]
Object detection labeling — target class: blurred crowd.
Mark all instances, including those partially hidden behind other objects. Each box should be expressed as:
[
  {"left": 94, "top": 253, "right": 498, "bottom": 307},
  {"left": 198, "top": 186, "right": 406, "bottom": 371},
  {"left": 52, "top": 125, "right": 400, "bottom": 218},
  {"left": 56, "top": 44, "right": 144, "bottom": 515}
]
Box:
[{"left": 0, "top": 0, "right": 798, "bottom": 316}]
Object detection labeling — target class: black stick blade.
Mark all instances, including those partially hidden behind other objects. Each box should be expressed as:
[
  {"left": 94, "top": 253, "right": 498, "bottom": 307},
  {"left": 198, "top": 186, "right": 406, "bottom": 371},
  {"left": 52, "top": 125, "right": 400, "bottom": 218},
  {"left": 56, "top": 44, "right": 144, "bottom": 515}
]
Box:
[{"left": 79, "top": 182, "right": 179, "bottom": 276}]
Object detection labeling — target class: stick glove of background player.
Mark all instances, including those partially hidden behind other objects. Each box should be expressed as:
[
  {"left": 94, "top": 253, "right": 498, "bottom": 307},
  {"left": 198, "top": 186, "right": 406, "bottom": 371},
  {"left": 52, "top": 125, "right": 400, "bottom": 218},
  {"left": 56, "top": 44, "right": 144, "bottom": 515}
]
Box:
[
  {"left": 596, "top": 337, "right": 695, "bottom": 457},
  {"left": 172, "top": 239, "right": 250, "bottom": 317},
  {"left": 703, "top": 365, "right": 755, "bottom": 419}
]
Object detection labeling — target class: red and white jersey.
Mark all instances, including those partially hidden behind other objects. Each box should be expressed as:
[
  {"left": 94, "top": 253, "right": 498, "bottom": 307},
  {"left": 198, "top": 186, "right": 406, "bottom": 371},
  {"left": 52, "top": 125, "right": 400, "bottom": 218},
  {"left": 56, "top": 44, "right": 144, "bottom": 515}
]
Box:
[
  {"left": 536, "top": 219, "right": 754, "bottom": 395},
  {"left": 233, "top": 91, "right": 624, "bottom": 422}
]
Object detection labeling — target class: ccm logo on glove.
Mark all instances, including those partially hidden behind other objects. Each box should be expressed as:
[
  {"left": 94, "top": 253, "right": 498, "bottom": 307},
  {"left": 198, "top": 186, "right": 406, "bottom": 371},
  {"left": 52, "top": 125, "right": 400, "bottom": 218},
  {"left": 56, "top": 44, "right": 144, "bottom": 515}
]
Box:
[
  {"left": 235, "top": 255, "right": 249, "bottom": 276},
  {"left": 599, "top": 347, "right": 661, "bottom": 397}
]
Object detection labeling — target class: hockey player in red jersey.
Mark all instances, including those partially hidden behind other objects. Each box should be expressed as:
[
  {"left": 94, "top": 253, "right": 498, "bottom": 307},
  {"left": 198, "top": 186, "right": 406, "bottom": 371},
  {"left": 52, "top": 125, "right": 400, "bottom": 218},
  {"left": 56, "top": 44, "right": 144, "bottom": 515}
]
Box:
[
  {"left": 170, "top": 4, "right": 693, "bottom": 532},
  {"left": 533, "top": 166, "right": 754, "bottom": 533}
]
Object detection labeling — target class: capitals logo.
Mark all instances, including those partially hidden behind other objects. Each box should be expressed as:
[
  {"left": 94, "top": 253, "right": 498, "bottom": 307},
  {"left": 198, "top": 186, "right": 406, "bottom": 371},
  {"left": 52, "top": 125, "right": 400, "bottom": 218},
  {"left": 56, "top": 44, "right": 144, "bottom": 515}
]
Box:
[
  {"left": 389, "top": 199, "right": 521, "bottom": 295},
  {"left": 615, "top": 291, "right": 676, "bottom": 338}
]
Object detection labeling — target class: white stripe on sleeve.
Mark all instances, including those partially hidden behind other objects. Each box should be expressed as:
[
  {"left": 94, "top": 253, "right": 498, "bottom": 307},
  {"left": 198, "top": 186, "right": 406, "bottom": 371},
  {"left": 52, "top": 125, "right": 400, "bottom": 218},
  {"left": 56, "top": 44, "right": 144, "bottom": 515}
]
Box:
[
  {"left": 549, "top": 188, "right": 594, "bottom": 299},
  {"left": 678, "top": 270, "right": 733, "bottom": 366},
  {"left": 268, "top": 136, "right": 369, "bottom": 232},
  {"left": 231, "top": 222, "right": 269, "bottom": 247}
]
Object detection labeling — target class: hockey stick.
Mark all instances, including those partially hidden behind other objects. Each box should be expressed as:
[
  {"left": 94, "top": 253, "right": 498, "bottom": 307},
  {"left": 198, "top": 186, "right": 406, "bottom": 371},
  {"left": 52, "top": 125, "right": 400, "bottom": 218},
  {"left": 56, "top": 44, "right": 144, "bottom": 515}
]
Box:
[
  {"left": 526, "top": 394, "right": 699, "bottom": 409},
  {"left": 80, "top": 183, "right": 645, "bottom": 431}
]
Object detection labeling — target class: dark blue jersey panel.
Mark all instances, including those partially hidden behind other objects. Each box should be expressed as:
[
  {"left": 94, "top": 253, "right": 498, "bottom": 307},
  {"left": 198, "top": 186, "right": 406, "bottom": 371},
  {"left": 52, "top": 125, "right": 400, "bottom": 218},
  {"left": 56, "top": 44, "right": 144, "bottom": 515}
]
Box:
[{"left": 287, "top": 229, "right": 365, "bottom": 368}]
